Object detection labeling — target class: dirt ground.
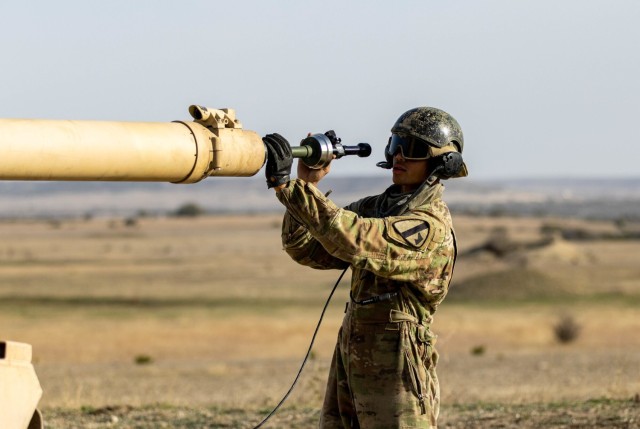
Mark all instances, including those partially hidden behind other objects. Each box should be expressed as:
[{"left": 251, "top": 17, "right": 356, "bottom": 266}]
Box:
[
  {"left": 42, "top": 398, "right": 640, "bottom": 429},
  {"left": 1, "top": 214, "right": 639, "bottom": 428}
]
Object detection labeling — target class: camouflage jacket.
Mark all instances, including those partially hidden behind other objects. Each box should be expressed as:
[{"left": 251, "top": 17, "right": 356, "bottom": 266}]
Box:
[{"left": 277, "top": 179, "right": 457, "bottom": 325}]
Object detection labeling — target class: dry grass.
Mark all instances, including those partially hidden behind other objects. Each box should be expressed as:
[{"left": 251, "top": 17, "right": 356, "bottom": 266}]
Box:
[{"left": 1, "top": 213, "right": 640, "bottom": 426}]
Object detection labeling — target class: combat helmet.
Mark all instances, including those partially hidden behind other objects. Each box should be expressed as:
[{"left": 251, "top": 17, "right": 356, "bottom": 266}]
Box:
[{"left": 377, "top": 107, "right": 468, "bottom": 179}]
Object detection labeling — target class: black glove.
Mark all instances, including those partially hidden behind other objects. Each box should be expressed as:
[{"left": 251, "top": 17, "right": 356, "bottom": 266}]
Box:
[{"left": 262, "top": 133, "right": 293, "bottom": 188}]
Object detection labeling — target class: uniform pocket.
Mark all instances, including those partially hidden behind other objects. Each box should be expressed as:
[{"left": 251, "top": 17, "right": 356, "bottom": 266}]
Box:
[
  {"left": 416, "top": 324, "right": 438, "bottom": 370},
  {"left": 401, "top": 325, "right": 429, "bottom": 415}
]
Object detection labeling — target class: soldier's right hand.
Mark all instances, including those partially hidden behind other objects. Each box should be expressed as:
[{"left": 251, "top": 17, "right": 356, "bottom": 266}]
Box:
[
  {"left": 297, "top": 132, "right": 332, "bottom": 187},
  {"left": 298, "top": 158, "right": 331, "bottom": 187}
]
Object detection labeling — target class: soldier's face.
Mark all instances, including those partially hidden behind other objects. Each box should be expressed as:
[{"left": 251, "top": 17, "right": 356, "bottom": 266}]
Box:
[{"left": 392, "top": 152, "right": 429, "bottom": 192}]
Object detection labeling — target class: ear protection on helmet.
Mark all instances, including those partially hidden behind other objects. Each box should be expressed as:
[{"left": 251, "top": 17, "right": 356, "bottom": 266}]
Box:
[
  {"left": 425, "top": 152, "right": 465, "bottom": 185},
  {"left": 432, "top": 152, "right": 464, "bottom": 178}
]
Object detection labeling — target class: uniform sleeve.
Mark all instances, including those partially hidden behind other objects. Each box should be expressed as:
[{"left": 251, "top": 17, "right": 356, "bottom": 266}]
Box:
[
  {"left": 276, "top": 179, "right": 455, "bottom": 287},
  {"left": 281, "top": 211, "right": 349, "bottom": 270}
]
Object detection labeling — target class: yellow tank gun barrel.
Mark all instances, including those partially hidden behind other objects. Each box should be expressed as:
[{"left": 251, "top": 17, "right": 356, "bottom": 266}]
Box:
[{"left": 0, "top": 106, "right": 266, "bottom": 183}]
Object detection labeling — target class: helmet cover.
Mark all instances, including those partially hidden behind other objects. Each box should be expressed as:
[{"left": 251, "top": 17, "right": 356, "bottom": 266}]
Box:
[{"left": 391, "top": 107, "right": 464, "bottom": 152}]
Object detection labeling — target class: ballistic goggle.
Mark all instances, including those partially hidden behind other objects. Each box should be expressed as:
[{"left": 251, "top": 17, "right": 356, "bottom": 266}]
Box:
[{"left": 387, "top": 134, "right": 431, "bottom": 160}]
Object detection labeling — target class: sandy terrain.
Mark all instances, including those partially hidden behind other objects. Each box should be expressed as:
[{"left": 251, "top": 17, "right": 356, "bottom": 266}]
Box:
[{"left": 1, "top": 213, "right": 639, "bottom": 427}]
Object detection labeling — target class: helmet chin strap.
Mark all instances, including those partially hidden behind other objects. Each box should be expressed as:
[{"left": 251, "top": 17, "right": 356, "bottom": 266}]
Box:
[{"left": 425, "top": 167, "right": 443, "bottom": 186}]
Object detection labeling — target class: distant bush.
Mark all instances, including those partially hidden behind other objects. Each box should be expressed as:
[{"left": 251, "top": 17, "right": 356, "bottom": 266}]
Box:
[
  {"left": 173, "top": 203, "right": 206, "bottom": 217},
  {"left": 553, "top": 314, "right": 581, "bottom": 344},
  {"left": 48, "top": 219, "right": 62, "bottom": 229},
  {"left": 124, "top": 217, "right": 138, "bottom": 227},
  {"left": 540, "top": 223, "right": 563, "bottom": 236},
  {"left": 487, "top": 207, "right": 507, "bottom": 218},
  {"left": 482, "top": 227, "right": 517, "bottom": 257},
  {"left": 613, "top": 217, "right": 640, "bottom": 239},
  {"left": 470, "top": 345, "right": 486, "bottom": 356},
  {"left": 134, "top": 354, "right": 153, "bottom": 365}
]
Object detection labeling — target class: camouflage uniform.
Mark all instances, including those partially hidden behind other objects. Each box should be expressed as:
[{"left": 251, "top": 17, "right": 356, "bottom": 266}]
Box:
[{"left": 276, "top": 178, "right": 457, "bottom": 429}]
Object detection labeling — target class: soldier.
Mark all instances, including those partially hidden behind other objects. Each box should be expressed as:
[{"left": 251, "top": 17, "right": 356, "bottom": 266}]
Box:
[{"left": 263, "top": 107, "right": 468, "bottom": 429}]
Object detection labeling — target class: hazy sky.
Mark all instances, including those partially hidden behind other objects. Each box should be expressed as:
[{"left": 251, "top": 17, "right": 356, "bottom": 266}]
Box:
[{"left": 1, "top": 1, "right": 638, "bottom": 179}]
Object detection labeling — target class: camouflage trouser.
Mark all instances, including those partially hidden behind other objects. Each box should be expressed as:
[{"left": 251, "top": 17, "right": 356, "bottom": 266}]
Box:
[{"left": 319, "top": 307, "right": 439, "bottom": 429}]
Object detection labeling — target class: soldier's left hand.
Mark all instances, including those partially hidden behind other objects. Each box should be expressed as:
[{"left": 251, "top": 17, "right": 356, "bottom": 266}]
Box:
[{"left": 262, "top": 133, "right": 293, "bottom": 189}]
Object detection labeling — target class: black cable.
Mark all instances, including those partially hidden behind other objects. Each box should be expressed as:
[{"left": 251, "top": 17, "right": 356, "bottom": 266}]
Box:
[{"left": 251, "top": 266, "right": 349, "bottom": 429}]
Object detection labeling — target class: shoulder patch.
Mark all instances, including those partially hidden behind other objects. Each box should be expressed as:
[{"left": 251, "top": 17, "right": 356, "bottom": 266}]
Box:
[{"left": 392, "top": 219, "right": 431, "bottom": 248}]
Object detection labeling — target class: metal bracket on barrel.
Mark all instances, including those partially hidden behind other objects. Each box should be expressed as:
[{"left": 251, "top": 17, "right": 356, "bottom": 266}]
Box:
[
  {"left": 188, "top": 106, "right": 242, "bottom": 172},
  {"left": 188, "top": 106, "right": 243, "bottom": 130}
]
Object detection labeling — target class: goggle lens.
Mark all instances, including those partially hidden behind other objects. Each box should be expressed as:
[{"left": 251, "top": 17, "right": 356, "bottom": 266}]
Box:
[{"left": 388, "top": 134, "right": 431, "bottom": 160}]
